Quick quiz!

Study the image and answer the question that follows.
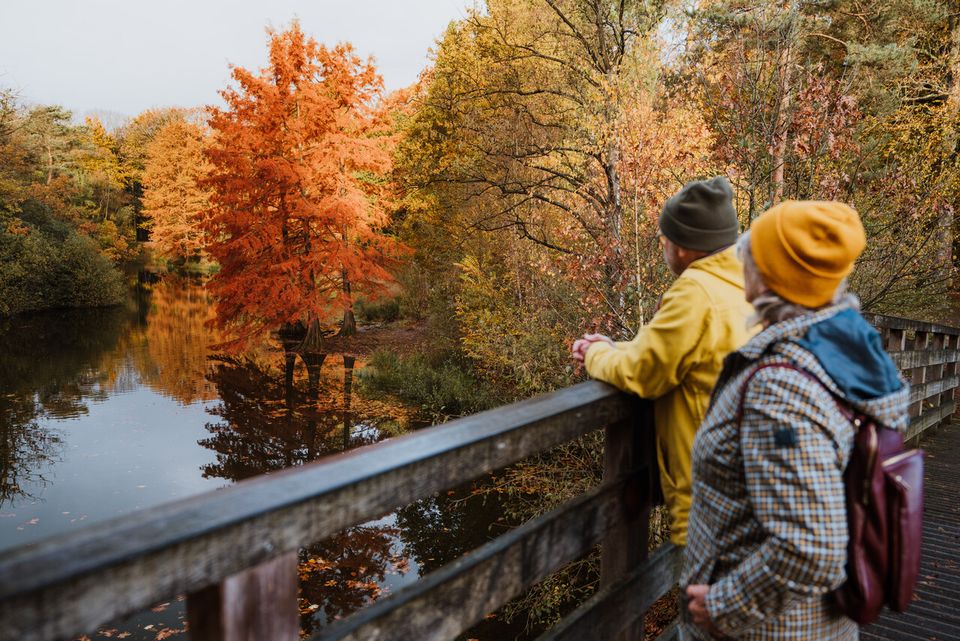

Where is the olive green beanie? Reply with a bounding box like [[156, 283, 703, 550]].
[[659, 176, 739, 252]]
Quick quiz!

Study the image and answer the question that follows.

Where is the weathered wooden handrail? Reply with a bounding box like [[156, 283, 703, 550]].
[[865, 312, 960, 441], [0, 381, 663, 641], [2, 311, 957, 641]]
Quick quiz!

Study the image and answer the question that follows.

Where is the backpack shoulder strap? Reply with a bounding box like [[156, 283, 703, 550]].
[[735, 361, 852, 425]]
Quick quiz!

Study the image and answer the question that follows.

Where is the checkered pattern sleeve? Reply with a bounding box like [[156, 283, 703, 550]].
[[705, 368, 849, 635]]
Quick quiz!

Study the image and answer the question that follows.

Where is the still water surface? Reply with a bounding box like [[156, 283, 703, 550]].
[[0, 275, 522, 640]]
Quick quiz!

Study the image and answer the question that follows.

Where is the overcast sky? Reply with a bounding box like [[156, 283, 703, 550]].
[[0, 0, 472, 121]]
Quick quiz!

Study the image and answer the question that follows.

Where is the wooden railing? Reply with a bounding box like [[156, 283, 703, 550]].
[[0, 383, 673, 641], [864, 313, 960, 443], [1, 312, 956, 641]]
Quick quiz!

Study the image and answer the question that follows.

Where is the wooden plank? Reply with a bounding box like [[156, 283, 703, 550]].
[[907, 401, 957, 440], [865, 313, 960, 336], [537, 543, 680, 641], [886, 328, 907, 353], [911, 365, 926, 386], [891, 349, 960, 370], [0, 381, 633, 641], [600, 399, 655, 641], [187, 551, 298, 641], [313, 478, 633, 641], [909, 376, 959, 405]]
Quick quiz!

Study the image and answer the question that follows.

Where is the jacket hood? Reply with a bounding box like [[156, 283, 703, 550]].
[[793, 308, 902, 402], [738, 303, 908, 431], [687, 245, 745, 290]]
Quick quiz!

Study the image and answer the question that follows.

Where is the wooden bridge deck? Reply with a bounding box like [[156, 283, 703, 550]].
[[862, 420, 960, 641]]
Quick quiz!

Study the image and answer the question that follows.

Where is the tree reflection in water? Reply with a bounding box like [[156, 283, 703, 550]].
[[200, 352, 413, 631], [0, 275, 525, 639], [137, 275, 219, 405], [395, 484, 513, 575], [0, 304, 132, 506], [298, 523, 406, 632]]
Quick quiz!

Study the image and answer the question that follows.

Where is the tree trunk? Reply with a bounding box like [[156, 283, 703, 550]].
[[302, 352, 327, 398], [298, 317, 327, 355], [602, 87, 625, 322], [340, 269, 357, 337], [283, 352, 297, 393], [771, 47, 793, 205], [45, 139, 53, 185], [770, 8, 799, 206], [278, 321, 306, 377], [949, 13, 960, 277]]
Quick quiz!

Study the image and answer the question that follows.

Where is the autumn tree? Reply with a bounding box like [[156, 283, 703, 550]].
[[115, 107, 191, 241], [0, 93, 126, 315], [204, 22, 400, 352], [396, 1, 711, 394], [683, 1, 835, 216], [400, 1, 671, 324], [394, 9, 713, 623], [840, 2, 960, 317], [20, 105, 74, 186], [142, 117, 213, 262], [682, 0, 960, 318], [73, 116, 136, 260]]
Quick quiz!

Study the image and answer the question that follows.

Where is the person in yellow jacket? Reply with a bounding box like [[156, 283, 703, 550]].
[[572, 176, 755, 546]]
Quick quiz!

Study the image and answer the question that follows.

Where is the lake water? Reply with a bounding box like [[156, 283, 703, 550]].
[[0, 275, 527, 640]]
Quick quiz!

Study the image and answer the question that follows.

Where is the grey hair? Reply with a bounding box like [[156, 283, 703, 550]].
[[737, 231, 859, 328]]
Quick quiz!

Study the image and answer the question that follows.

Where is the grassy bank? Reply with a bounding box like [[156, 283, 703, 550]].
[[357, 349, 496, 421]]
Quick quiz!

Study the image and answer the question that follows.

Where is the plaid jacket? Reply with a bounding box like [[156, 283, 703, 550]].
[[680, 305, 908, 640]]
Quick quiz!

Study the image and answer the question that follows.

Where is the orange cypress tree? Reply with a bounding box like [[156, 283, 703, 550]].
[[204, 22, 400, 350], [142, 118, 212, 262]]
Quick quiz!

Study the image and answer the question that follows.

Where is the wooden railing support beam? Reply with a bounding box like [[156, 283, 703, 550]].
[[537, 544, 681, 641], [316, 480, 629, 641], [187, 551, 299, 641], [601, 398, 655, 641]]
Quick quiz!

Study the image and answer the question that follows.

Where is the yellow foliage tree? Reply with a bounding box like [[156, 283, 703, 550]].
[[142, 119, 213, 262]]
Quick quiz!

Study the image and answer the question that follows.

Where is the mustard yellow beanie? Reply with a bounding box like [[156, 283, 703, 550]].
[[750, 200, 866, 308]]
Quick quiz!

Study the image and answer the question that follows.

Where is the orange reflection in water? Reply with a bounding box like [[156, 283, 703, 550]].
[[139, 275, 221, 405]]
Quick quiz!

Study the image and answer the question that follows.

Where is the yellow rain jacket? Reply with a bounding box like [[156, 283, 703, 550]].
[[585, 246, 756, 545]]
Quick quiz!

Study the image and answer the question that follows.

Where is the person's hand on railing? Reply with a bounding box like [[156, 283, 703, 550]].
[[571, 333, 615, 363]]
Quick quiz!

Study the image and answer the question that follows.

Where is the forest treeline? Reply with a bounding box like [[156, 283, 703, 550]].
[[2, 0, 958, 379]]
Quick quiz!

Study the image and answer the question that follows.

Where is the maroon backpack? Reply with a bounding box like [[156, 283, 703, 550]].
[[738, 363, 924, 625]]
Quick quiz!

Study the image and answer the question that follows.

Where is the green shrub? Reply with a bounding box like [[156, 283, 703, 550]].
[[0, 212, 125, 316], [57, 234, 127, 307], [355, 297, 401, 323], [358, 349, 495, 419]]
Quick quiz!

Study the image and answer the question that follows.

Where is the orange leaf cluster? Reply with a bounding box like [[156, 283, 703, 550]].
[[142, 119, 212, 261], [203, 22, 404, 348]]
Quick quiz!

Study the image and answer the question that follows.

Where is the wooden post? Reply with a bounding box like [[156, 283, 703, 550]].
[[187, 551, 299, 641], [887, 328, 906, 352], [931, 333, 946, 383], [601, 398, 654, 641]]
